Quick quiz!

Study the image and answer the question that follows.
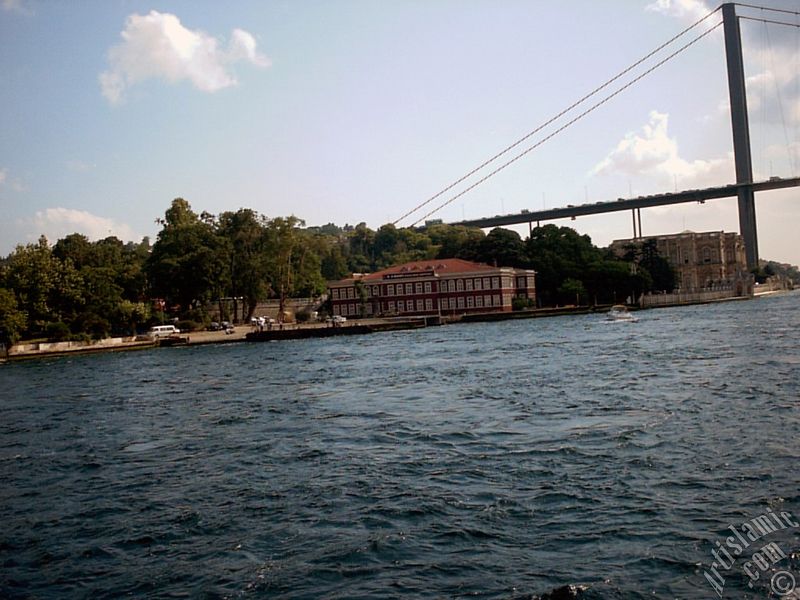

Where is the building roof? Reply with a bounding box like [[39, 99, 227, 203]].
[[610, 230, 738, 245], [329, 258, 515, 285]]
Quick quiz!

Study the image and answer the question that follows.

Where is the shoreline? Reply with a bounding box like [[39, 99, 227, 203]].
[[4, 291, 794, 363]]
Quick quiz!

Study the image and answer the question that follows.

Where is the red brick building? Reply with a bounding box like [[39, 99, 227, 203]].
[[328, 258, 536, 318]]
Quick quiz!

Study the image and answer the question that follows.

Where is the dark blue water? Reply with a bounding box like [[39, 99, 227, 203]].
[[2, 293, 799, 599]]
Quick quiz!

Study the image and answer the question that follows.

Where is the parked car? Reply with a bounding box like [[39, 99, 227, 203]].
[[221, 321, 235, 334], [207, 322, 221, 331], [147, 325, 180, 338]]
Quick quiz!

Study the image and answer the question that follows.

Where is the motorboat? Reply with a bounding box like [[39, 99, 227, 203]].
[[607, 304, 637, 322]]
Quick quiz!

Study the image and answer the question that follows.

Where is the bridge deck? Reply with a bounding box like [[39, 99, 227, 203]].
[[449, 177, 800, 229]]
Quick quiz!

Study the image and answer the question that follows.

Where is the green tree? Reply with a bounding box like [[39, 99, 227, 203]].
[[3, 236, 84, 335], [426, 224, 485, 259], [218, 208, 270, 320], [147, 199, 230, 313], [476, 228, 527, 267], [0, 287, 27, 345], [558, 278, 586, 305], [321, 245, 349, 280], [639, 239, 675, 292], [264, 216, 305, 320]]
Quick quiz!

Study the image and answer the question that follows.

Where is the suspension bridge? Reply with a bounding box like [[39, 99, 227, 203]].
[[393, 2, 800, 269]]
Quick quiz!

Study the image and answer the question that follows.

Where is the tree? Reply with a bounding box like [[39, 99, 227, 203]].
[[3, 236, 84, 335], [426, 224, 485, 260], [217, 209, 270, 320], [321, 245, 349, 280], [117, 300, 151, 335], [526, 225, 599, 306], [0, 288, 27, 345], [147, 199, 230, 313], [639, 239, 675, 292], [476, 228, 527, 267], [264, 216, 305, 321], [558, 278, 586, 306]]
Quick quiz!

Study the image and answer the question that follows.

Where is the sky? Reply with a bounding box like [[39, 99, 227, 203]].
[[1, 0, 799, 265]]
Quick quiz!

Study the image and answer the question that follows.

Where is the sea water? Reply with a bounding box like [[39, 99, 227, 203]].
[[2, 292, 799, 598]]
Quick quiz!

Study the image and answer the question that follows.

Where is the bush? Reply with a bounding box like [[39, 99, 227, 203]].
[[512, 297, 534, 311], [45, 321, 71, 342], [182, 308, 207, 324], [176, 319, 202, 332]]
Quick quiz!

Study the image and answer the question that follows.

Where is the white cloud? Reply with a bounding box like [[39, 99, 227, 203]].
[[645, 0, 712, 21], [1, 0, 33, 15], [591, 110, 733, 188], [99, 11, 270, 104], [0, 166, 28, 192], [25, 208, 141, 244]]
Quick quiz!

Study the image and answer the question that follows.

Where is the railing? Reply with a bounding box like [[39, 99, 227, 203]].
[[640, 287, 740, 307]]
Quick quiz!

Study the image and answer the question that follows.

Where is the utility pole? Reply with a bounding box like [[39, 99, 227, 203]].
[[722, 3, 758, 269]]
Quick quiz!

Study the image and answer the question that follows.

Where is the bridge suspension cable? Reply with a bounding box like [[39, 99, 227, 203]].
[[408, 20, 723, 228], [391, 5, 722, 227], [736, 5, 800, 176], [734, 4, 800, 18]]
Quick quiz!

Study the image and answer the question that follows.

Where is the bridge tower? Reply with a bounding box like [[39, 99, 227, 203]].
[[722, 3, 758, 269]]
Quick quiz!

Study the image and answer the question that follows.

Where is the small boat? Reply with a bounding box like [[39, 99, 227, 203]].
[[607, 304, 637, 322]]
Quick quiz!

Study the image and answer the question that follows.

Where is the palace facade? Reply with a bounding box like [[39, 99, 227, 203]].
[[328, 258, 536, 318], [609, 230, 751, 293]]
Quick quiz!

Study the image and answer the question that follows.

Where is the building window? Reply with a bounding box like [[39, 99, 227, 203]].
[[456, 279, 464, 291], [424, 281, 432, 293], [388, 284, 395, 296], [415, 282, 423, 294], [372, 286, 379, 297], [494, 294, 501, 306], [484, 295, 492, 307], [492, 277, 500, 289], [476, 295, 483, 307], [425, 298, 433, 311], [388, 301, 396, 312], [466, 279, 473, 291], [416, 299, 424, 312], [483, 277, 490, 289], [332, 289, 340, 300], [449, 297, 456, 309], [405, 283, 413, 295], [475, 278, 482, 290], [333, 304, 340, 315], [366, 303, 373, 315], [397, 300, 405, 312], [467, 296, 474, 308], [703, 247, 711, 264]]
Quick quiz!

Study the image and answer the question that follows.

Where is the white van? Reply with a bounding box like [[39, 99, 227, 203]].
[[147, 325, 180, 338]]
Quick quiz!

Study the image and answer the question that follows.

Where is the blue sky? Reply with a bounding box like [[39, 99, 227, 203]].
[[1, 0, 799, 264]]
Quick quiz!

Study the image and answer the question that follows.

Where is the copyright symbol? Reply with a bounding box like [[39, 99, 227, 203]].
[[771, 571, 796, 596]]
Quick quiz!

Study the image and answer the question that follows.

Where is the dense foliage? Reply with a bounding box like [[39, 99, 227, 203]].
[[1, 198, 684, 344]]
